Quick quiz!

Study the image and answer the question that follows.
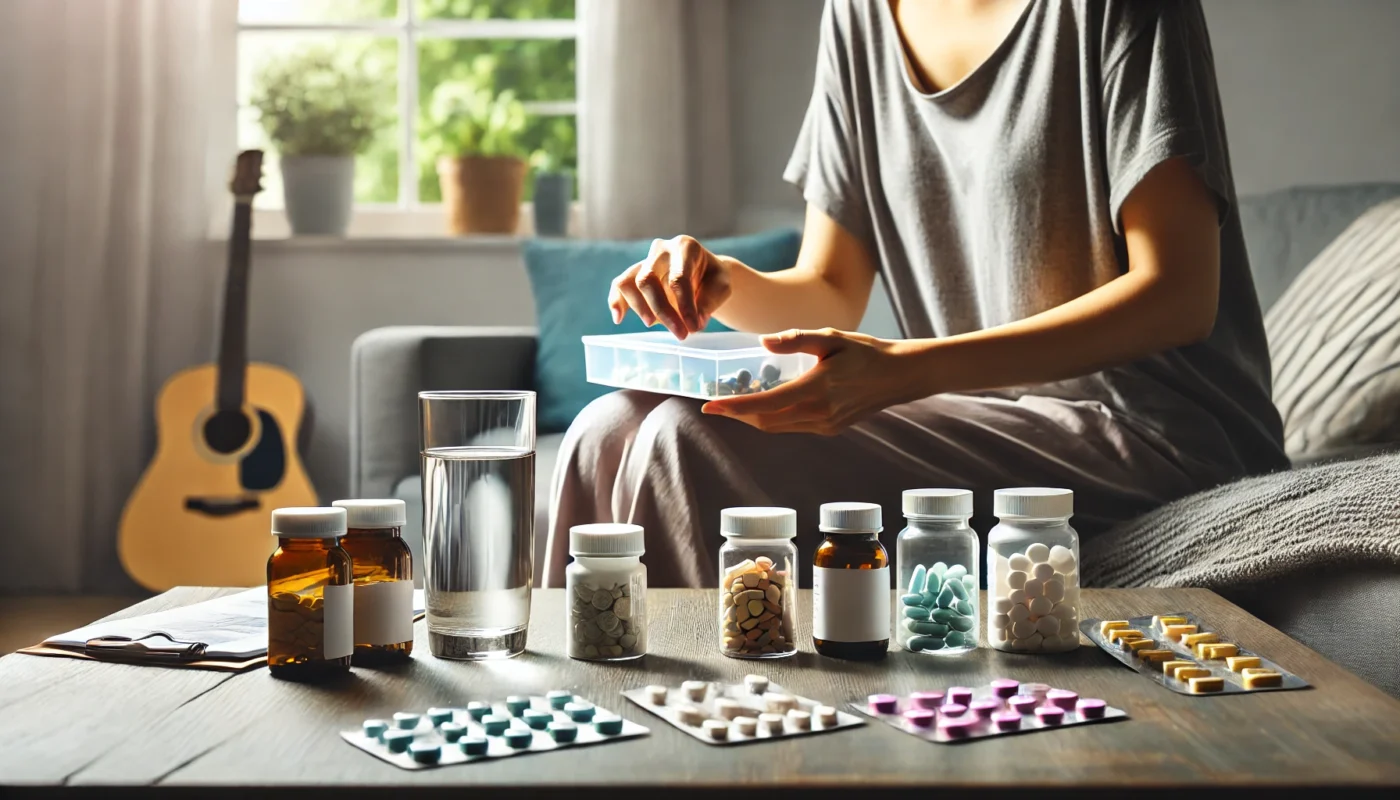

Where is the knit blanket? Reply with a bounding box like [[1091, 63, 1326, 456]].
[[1082, 451, 1400, 589]]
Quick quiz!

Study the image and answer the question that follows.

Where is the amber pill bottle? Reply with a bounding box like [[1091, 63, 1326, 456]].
[[333, 499, 414, 665], [812, 502, 891, 661], [267, 507, 353, 681]]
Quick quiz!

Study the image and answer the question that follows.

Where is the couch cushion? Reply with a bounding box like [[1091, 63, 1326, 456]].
[[1265, 198, 1400, 459], [523, 229, 802, 432]]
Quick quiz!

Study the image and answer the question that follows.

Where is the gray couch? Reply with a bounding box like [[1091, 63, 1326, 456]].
[[351, 183, 1400, 691]]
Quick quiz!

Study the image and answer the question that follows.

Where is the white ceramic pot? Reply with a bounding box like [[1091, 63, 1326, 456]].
[[280, 154, 355, 236]]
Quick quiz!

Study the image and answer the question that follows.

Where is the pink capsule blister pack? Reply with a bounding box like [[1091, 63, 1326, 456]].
[[851, 679, 1127, 744]]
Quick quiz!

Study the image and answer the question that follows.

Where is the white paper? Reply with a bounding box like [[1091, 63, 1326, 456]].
[[813, 566, 890, 642], [354, 580, 414, 645], [322, 583, 354, 659]]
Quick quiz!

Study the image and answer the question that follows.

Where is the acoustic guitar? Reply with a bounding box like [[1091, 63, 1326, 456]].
[[118, 150, 317, 591]]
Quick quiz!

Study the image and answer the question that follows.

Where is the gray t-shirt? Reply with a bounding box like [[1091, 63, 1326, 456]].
[[784, 0, 1287, 477]]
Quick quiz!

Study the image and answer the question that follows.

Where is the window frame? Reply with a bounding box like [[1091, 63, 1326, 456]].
[[235, 2, 578, 236]]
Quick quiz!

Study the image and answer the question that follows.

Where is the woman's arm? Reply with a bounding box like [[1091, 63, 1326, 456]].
[[704, 157, 1221, 432]]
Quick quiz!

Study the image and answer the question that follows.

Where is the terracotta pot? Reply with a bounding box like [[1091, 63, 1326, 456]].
[[437, 155, 527, 235]]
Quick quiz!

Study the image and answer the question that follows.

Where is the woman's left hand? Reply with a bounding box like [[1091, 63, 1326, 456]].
[[700, 328, 929, 435]]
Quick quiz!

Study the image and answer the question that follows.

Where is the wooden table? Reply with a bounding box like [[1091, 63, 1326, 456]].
[[3, 588, 1399, 798]]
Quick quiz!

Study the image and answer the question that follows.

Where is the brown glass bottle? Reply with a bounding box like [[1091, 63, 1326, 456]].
[[267, 507, 353, 681], [336, 498, 415, 665], [812, 502, 890, 661]]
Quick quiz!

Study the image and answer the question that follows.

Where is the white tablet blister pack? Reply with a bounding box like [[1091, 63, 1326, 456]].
[[621, 675, 864, 745]]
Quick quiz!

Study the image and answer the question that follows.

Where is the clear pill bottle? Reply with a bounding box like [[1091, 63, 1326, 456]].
[[987, 488, 1081, 654], [566, 523, 646, 661], [332, 499, 414, 665], [267, 507, 353, 680], [896, 488, 979, 655], [718, 507, 798, 659], [812, 502, 890, 661]]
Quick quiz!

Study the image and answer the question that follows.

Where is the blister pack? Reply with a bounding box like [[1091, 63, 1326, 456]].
[[621, 675, 864, 745], [852, 680, 1126, 743]]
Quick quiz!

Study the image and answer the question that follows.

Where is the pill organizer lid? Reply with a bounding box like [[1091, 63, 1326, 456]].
[[902, 488, 973, 518], [271, 507, 346, 538], [570, 523, 645, 557], [819, 501, 883, 533], [720, 507, 797, 539], [993, 487, 1073, 519], [332, 498, 407, 528]]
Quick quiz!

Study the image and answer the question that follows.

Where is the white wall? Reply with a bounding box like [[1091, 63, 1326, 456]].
[[246, 0, 1400, 502]]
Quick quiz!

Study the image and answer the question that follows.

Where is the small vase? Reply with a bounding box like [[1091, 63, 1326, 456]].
[[437, 155, 527, 235], [532, 171, 573, 238], [280, 154, 355, 236]]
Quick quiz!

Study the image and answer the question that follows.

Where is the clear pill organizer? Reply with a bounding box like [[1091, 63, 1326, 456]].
[[582, 332, 818, 400]]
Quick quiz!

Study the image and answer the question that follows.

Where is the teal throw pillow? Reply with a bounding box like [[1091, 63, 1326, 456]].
[[523, 228, 802, 432]]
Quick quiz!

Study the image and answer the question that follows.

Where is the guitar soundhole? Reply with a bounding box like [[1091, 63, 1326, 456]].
[[204, 409, 252, 455]]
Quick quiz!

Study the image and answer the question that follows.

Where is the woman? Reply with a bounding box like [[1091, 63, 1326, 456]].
[[545, 0, 1287, 588]]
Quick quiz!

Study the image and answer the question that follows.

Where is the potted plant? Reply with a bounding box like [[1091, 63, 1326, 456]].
[[530, 136, 573, 238], [251, 46, 387, 236], [425, 82, 529, 235]]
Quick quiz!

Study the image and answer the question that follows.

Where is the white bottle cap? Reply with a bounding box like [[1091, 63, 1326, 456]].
[[819, 502, 882, 534], [271, 507, 347, 539], [720, 507, 797, 540], [993, 488, 1074, 519], [570, 523, 645, 557], [332, 499, 407, 528], [902, 488, 973, 518]]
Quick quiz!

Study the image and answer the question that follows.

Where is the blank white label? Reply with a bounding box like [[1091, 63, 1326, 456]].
[[813, 566, 890, 642], [323, 583, 353, 659], [354, 580, 414, 646]]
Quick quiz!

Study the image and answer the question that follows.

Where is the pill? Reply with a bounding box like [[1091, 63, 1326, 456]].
[[1075, 698, 1107, 719], [1022, 543, 1049, 564], [1189, 676, 1225, 693], [815, 705, 839, 726], [1023, 579, 1044, 598], [432, 722, 467, 746], [698, 719, 729, 740], [1175, 667, 1212, 682], [1242, 668, 1284, 689], [904, 606, 931, 621], [901, 593, 925, 607], [1046, 689, 1079, 710], [481, 714, 511, 735], [594, 714, 624, 735], [422, 707, 454, 727], [765, 693, 797, 714], [1029, 596, 1053, 617], [990, 679, 1020, 698], [787, 710, 812, 730], [392, 712, 420, 730], [1107, 628, 1143, 643], [992, 711, 1022, 731], [682, 680, 709, 701], [703, 699, 737, 721], [541, 720, 576, 743], [969, 699, 999, 719], [645, 685, 668, 704], [1008, 589, 1028, 606], [945, 631, 968, 647], [1010, 620, 1035, 638], [1020, 683, 1051, 700], [941, 703, 968, 717], [1200, 643, 1239, 660], [1137, 649, 1175, 663], [1009, 605, 1031, 623], [994, 597, 1013, 614], [1031, 562, 1055, 581], [869, 694, 899, 714], [1035, 706, 1066, 725], [503, 728, 533, 748], [546, 690, 574, 709], [1051, 603, 1077, 620], [1153, 615, 1188, 629], [909, 635, 945, 651], [523, 710, 553, 730], [564, 701, 595, 722], [407, 741, 441, 764], [1099, 621, 1130, 637], [1009, 553, 1032, 572], [909, 690, 945, 709], [672, 704, 704, 726], [1125, 638, 1156, 653], [962, 575, 976, 593], [991, 614, 1010, 632], [945, 579, 967, 602], [362, 719, 389, 740], [1162, 624, 1197, 639], [936, 585, 956, 608], [1227, 656, 1263, 672], [908, 564, 927, 593], [903, 708, 936, 728], [461, 736, 489, 755], [945, 564, 967, 581], [947, 687, 974, 706], [1042, 580, 1065, 603], [744, 674, 770, 694], [938, 715, 977, 738], [760, 712, 786, 733], [505, 696, 531, 716], [1007, 696, 1038, 715], [734, 716, 759, 736], [1181, 632, 1219, 647], [949, 615, 975, 633], [384, 729, 414, 753], [909, 621, 952, 636], [1048, 545, 1076, 571], [467, 701, 491, 721], [1034, 615, 1061, 636], [1162, 660, 1195, 678]]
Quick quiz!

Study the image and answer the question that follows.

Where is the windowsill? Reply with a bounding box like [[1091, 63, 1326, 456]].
[[208, 204, 581, 250]]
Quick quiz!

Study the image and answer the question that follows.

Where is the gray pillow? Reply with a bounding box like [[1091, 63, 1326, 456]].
[[1266, 198, 1400, 459]]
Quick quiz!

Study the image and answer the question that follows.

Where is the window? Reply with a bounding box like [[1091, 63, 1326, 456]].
[[237, 0, 576, 217]]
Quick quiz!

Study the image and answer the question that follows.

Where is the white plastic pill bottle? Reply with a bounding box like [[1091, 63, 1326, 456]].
[[896, 488, 979, 655], [566, 523, 647, 661], [718, 507, 798, 659], [986, 488, 1081, 654]]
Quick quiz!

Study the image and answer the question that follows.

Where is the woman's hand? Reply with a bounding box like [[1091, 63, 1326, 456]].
[[700, 328, 933, 435], [609, 235, 733, 339]]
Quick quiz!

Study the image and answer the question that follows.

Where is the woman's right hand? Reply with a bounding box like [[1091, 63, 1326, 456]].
[[608, 235, 733, 339]]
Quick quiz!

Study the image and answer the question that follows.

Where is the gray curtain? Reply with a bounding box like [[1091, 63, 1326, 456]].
[[0, 0, 229, 593], [577, 0, 734, 239]]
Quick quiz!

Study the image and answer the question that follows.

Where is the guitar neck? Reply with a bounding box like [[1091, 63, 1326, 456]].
[[215, 198, 253, 413]]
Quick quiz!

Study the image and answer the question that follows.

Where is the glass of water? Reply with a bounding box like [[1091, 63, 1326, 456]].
[[419, 391, 536, 659]]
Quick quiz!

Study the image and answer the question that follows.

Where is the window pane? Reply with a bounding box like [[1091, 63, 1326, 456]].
[[239, 0, 397, 23], [416, 37, 576, 202], [238, 33, 399, 207], [416, 0, 574, 20]]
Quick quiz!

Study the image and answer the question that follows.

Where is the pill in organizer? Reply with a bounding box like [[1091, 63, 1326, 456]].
[[622, 676, 863, 746]]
